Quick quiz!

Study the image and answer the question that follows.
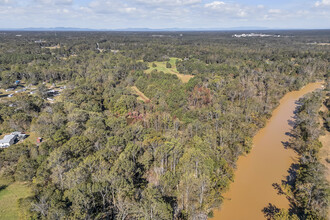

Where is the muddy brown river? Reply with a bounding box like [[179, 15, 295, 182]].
[[212, 82, 324, 220]]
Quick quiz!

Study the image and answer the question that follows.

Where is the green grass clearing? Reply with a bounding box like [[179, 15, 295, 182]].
[[145, 58, 194, 83], [0, 177, 32, 220]]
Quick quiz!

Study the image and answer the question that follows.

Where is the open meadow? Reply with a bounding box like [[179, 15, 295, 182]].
[[145, 57, 194, 83], [0, 178, 32, 220]]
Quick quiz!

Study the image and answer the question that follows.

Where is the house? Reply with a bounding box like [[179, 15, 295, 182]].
[[15, 88, 26, 93], [0, 134, 17, 148], [11, 132, 27, 141], [35, 40, 46, 43], [5, 88, 14, 92]]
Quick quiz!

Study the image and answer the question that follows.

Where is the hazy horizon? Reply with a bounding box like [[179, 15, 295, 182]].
[[1, 27, 330, 31]]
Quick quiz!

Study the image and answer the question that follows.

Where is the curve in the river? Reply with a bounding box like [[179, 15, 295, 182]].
[[212, 82, 324, 220]]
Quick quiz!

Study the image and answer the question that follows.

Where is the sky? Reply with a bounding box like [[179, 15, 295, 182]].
[[0, 0, 329, 29]]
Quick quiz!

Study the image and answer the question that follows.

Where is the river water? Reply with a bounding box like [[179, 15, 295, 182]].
[[212, 82, 324, 220]]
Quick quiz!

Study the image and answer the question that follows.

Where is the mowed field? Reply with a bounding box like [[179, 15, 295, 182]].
[[145, 58, 194, 83], [0, 178, 32, 220]]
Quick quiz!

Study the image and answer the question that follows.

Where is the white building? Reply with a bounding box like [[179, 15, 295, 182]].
[[11, 132, 27, 140], [15, 88, 26, 93], [5, 88, 14, 92], [0, 132, 27, 148], [0, 134, 17, 148]]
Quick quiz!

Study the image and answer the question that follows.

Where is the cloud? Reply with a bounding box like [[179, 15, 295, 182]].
[[204, 1, 249, 18], [268, 9, 282, 14], [0, 0, 14, 4], [205, 1, 225, 9], [133, 0, 201, 6], [315, 0, 330, 7], [121, 7, 136, 13], [34, 0, 73, 5], [89, 0, 139, 14], [0, 0, 329, 29]]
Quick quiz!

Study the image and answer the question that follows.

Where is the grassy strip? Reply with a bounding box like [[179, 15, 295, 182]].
[[0, 178, 32, 220], [131, 86, 150, 102]]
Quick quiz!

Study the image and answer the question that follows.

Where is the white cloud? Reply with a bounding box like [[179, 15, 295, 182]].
[[204, 1, 249, 18], [268, 9, 281, 14], [0, 0, 329, 29], [0, 0, 14, 4], [34, 0, 73, 5], [315, 0, 330, 7], [88, 0, 137, 14], [120, 7, 136, 13], [205, 1, 225, 9], [133, 0, 201, 6]]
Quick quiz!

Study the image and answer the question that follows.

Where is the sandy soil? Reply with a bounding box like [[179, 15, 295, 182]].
[[131, 86, 150, 102]]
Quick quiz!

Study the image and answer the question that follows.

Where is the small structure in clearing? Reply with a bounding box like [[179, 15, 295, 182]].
[[37, 137, 43, 144]]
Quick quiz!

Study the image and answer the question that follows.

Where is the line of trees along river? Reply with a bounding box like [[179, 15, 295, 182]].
[[275, 86, 329, 220], [212, 82, 329, 220]]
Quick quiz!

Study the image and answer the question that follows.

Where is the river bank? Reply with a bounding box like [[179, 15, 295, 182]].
[[212, 82, 324, 220], [319, 102, 330, 183]]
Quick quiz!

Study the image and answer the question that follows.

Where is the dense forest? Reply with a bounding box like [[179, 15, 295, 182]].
[[0, 30, 329, 219]]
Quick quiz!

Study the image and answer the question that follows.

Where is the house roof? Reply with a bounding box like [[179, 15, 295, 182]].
[[0, 134, 17, 144], [11, 132, 25, 136]]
